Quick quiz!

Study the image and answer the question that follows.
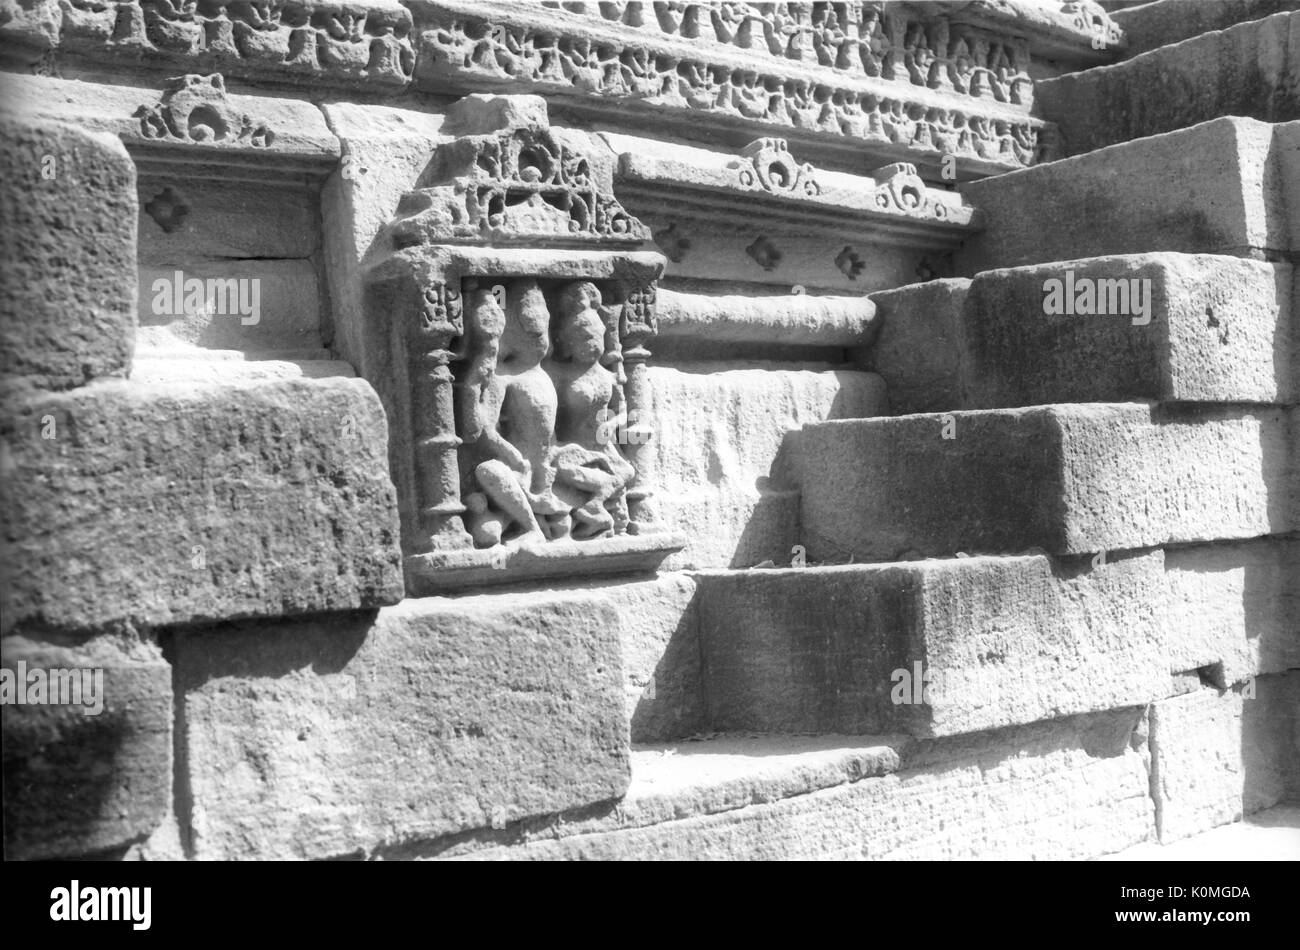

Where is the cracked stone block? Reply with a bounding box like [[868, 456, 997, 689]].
[[1165, 538, 1300, 686], [2, 634, 171, 860], [175, 590, 630, 859]]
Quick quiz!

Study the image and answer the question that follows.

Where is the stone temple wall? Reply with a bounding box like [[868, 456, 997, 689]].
[[0, 0, 1297, 860]]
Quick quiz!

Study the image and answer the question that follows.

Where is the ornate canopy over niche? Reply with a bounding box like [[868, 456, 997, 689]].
[[364, 94, 683, 593]]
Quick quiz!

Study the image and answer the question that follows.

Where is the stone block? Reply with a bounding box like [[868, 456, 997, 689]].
[[863, 278, 971, 415], [963, 254, 1295, 406], [957, 117, 1284, 273], [2, 634, 171, 860], [1112, 0, 1300, 58], [0, 377, 403, 635], [0, 113, 135, 396], [1164, 538, 1300, 685], [598, 574, 704, 744], [790, 403, 1293, 562], [649, 364, 886, 569], [694, 551, 1169, 738], [1148, 680, 1299, 842], [175, 590, 630, 859], [1039, 13, 1300, 155]]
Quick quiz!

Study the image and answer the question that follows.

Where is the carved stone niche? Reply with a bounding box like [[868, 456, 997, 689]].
[[364, 94, 683, 593]]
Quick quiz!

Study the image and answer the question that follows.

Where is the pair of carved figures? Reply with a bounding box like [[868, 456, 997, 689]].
[[455, 279, 635, 549]]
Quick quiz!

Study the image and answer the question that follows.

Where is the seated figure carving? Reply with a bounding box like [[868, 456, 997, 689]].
[[455, 287, 547, 548], [545, 281, 635, 540]]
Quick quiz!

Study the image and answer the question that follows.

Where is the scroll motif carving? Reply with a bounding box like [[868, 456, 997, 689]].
[[872, 162, 950, 220], [732, 138, 819, 198], [134, 74, 274, 147]]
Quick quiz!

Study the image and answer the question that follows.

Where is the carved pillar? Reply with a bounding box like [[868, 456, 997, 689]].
[[411, 280, 472, 550], [619, 281, 659, 532]]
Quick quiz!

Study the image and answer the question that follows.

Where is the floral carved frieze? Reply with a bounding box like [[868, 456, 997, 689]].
[[540, 1, 1038, 105], [58, 0, 415, 87], [413, 0, 1050, 172]]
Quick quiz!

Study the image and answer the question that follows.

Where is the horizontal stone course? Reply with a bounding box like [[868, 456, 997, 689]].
[[0, 377, 403, 635], [1112, 0, 1300, 58], [962, 254, 1296, 407]]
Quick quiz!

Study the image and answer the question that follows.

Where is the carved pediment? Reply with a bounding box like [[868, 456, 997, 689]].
[[388, 99, 648, 248]]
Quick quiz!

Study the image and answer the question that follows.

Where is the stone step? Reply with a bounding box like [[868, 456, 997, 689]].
[[443, 710, 1155, 860], [865, 253, 1296, 414], [956, 117, 1291, 274], [786, 403, 1296, 561], [1039, 12, 1300, 156], [1112, 0, 1300, 58], [692, 551, 1171, 739]]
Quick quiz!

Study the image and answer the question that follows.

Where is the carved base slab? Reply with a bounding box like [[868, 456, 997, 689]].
[[405, 531, 686, 593]]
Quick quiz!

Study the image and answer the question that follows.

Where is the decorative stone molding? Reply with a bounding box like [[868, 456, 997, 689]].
[[611, 134, 979, 249], [365, 94, 682, 592], [4, 2, 1125, 176], [539, 0, 1041, 103], [134, 73, 274, 147], [411, 0, 1052, 176], [56, 0, 415, 88]]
